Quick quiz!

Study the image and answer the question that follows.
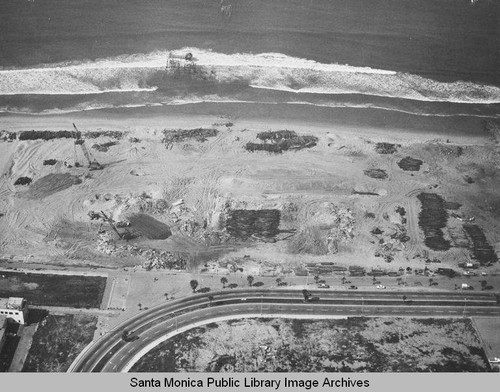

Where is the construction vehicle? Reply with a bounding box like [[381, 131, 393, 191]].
[[72, 123, 103, 171], [100, 210, 125, 239]]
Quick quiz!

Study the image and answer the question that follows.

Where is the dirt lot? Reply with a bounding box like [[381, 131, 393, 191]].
[[0, 115, 498, 280], [131, 317, 490, 372], [0, 270, 106, 308], [22, 313, 97, 372]]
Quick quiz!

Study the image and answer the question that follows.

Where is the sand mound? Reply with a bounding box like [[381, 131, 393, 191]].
[[26, 173, 82, 199]]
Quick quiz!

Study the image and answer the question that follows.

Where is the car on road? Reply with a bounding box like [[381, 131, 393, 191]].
[[348, 285, 358, 290], [463, 271, 477, 276], [376, 284, 386, 289], [317, 283, 330, 288]]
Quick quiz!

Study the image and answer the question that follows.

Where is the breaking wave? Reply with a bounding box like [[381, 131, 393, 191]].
[[1, 48, 500, 106]]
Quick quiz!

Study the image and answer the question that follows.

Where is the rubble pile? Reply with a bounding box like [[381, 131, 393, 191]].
[[226, 209, 281, 239], [91, 141, 118, 152], [245, 132, 319, 153], [19, 130, 78, 141], [96, 232, 186, 270], [371, 206, 410, 262], [289, 203, 355, 255], [398, 156, 423, 171], [0, 130, 16, 141], [375, 142, 399, 154], [162, 128, 218, 146]]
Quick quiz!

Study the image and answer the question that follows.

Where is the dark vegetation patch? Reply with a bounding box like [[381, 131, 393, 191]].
[[129, 213, 172, 240], [22, 314, 97, 372], [131, 317, 488, 372], [398, 156, 423, 171], [0, 271, 106, 308], [364, 169, 388, 179], [91, 141, 118, 152], [162, 128, 218, 145], [14, 176, 32, 185], [226, 209, 280, 239], [42, 159, 57, 166], [245, 130, 318, 153], [26, 173, 82, 199], [375, 142, 399, 154], [84, 130, 123, 139], [19, 130, 78, 141], [131, 327, 205, 372], [463, 225, 498, 265], [417, 193, 450, 251]]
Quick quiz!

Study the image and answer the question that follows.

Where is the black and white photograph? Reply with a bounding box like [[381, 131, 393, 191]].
[[0, 0, 499, 385]]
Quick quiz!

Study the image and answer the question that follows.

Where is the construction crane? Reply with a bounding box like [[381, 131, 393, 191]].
[[72, 123, 103, 171]]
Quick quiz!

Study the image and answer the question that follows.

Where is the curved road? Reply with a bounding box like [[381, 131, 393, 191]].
[[69, 289, 500, 372]]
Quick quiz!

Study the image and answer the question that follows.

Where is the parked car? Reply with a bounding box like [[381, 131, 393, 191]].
[[348, 285, 358, 290], [317, 283, 330, 288], [376, 284, 386, 289]]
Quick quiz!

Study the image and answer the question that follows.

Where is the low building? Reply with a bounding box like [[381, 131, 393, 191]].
[[0, 316, 7, 353], [0, 297, 28, 324]]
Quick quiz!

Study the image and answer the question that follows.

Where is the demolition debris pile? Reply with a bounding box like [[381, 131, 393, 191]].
[[416, 193, 450, 251], [375, 142, 399, 154], [92, 141, 118, 152], [288, 203, 355, 255], [84, 130, 123, 139], [226, 209, 281, 239], [398, 156, 423, 171], [162, 128, 218, 146], [463, 225, 498, 265], [245, 130, 318, 153], [19, 130, 78, 141], [14, 176, 32, 185], [364, 169, 388, 179]]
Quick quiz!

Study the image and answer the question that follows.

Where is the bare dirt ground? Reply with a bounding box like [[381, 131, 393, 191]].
[[131, 317, 490, 372], [1, 114, 498, 276]]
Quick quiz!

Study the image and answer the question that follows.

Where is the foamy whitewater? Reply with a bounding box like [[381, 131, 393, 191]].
[[1, 48, 500, 115]]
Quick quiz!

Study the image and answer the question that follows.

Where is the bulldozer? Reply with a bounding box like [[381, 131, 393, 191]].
[[72, 123, 103, 171]]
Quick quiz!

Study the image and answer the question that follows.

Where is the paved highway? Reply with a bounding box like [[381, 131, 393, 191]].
[[68, 289, 500, 372]]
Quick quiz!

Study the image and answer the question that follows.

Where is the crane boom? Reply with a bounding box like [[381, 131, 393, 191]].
[[72, 123, 103, 170]]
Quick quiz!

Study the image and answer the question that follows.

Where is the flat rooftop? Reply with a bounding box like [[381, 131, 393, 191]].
[[0, 297, 26, 310]]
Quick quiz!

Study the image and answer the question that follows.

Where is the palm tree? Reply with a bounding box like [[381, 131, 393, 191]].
[[190, 279, 199, 293], [138, 303, 142, 310], [247, 275, 254, 287], [208, 295, 214, 306], [221, 277, 228, 288], [276, 278, 282, 285], [302, 289, 310, 301], [314, 275, 320, 283]]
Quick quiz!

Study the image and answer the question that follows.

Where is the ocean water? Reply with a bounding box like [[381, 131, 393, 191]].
[[0, 0, 498, 117]]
